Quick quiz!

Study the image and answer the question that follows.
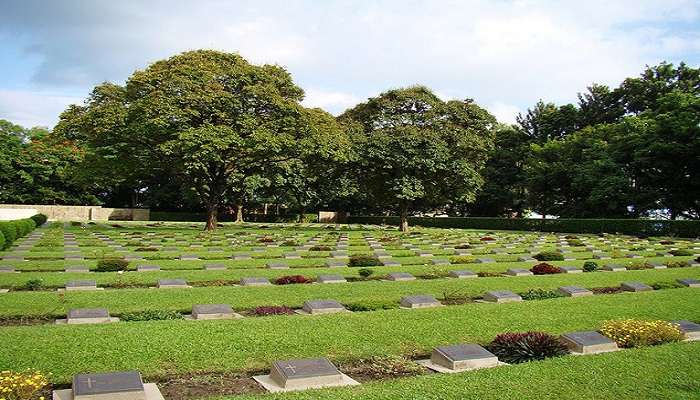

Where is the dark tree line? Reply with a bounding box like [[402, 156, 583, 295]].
[[0, 53, 697, 229]]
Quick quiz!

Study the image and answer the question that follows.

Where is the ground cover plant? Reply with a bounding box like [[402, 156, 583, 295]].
[[600, 319, 685, 348]]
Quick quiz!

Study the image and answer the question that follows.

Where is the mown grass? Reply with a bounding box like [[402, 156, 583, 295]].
[[0, 289, 697, 384], [0, 267, 698, 317], [225, 341, 700, 399]]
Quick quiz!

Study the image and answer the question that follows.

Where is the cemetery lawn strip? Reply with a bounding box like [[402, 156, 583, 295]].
[[0, 288, 698, 383], [224, 341, 700, 400], [0, 268, 699, 317]]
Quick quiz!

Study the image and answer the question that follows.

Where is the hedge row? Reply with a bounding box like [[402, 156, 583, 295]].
[[0, 214, 45, 249], [150, 211, 318, 223], [347, 216, 700, 237]]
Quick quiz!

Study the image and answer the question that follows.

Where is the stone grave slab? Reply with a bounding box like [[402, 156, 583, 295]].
[[124, 255, 144, 261], [505, 268, 533, 277], [191, 304, 239, 320], [558, 266, 582, 274], [381, 259, 401, 267], [601, 264, 626, 272], [430, 258, 450, 265], [419, 344, 500, 373], [300, 299, 346, 315], [593, 254, 611, 260], [482, 291, 522, 303], [204, 263, 227, 271], [475, 258, 495, 264], [400, 295, 442, 309], [317, 275, 346, 284], [52, 370, 165, 400], [137, 265, 160, 272], [63, 308, 117, 325], [65, 280, 100, 291], [64, 254, 85, 261], [232, 253, 252, 260], [65, 266, 91, 273], [157, 279, 190, 289], [672, 320, 700, 341], [621, 281, 653, 292], [558, 286, 593, 297], [240, 277, 272, 286], [387, 272, 415, 281], [560, 331, 618, 354], [267, 262, 289, 270], [677, 278, 700, 287], [324, 260, 347, 268], [0, 266, 16, 273], [179, 254, 200, 260], [449, 270, 476, 279], [454, 249, 471, 255], [517, 256, 536, 262], [416, 251, 432, 257], [284, 252, 302, 259], [373, 251, 391, 259], [254, 357, 359, 392]]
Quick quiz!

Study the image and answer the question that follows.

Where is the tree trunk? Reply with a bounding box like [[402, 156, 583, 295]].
[[263, 203, 268, 215], [205, 203, 218, 231], [298, 206, 306, 223], [234, 203, 244, 223], [399, 202, 409, 232]]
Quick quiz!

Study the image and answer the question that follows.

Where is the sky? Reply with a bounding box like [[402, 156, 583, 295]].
[[0, 0, 699, 129]]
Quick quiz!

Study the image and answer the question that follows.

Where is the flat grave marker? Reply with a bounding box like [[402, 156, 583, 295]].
[[254, 357, 359, 392], [65, 280, 101, 291], [560, 331, 618, 354], [381, 259, 401, 267], [387, 272, 415, 281], [601, 264, 626, 272], [449, 270, 476, 279], [430, 258, 450, 265], [558, 286, 593, 297], [204, 263, 227, 270], [482, 290, 522, 303], [505, 268, 533, 277], [677, 278, 700, 287], [157, 279, 190, 289], [559, 266, 582, 274], [191, 304, 240, 320], [672, 320, 700, 341], [419, 344, 501, 373], [300, 299, 346, 315], [317, 274, 347, 284], [137, 265, 160, 272], [240, 277, 272, 286], [52, 370, 165, 400], [324, 260, 347, 268], [620, 281, 653, 292], [400, 295, 442, 309], [63, 308, 118, 325], [267, 262, 290, 270]]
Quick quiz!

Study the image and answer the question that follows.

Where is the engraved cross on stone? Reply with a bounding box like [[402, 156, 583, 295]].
[[284, 364, 297, 374], [82, 377, 96, 389]]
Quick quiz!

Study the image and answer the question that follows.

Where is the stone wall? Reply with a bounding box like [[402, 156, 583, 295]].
[[318, 211, 348, 223], [0, 204, 150, 221]]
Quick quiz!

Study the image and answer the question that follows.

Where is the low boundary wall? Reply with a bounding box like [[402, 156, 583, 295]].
[[0, 204, 149, 221]]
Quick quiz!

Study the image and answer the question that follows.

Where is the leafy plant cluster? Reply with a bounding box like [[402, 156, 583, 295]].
[[600, 319, 684, 348], [487, 332, 569, 364], [530, 263, 561, 275]]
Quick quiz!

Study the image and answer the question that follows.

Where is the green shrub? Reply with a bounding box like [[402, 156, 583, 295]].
[[600, 319, 684, 348], [519, 289, 564, 300], [345, 300, 396, 312], [22, 279, 44, 291], [358, 268, 374, 278], [450, 256, 474, 264], [669, 249, 693, 256], [583, 261, 598, 272], [566, 239, 585, 246], [533, 251, 565, 261], [349, 255, 381, 267], [477, 271, 504, 278], [310, 245, 331, 251], [487, 332, 569, 364], [665, 260, 690, 268], [0, 231, 4, 250], [70, 221, 82, 227], [96, 258, 129, 272], [626, 262, 653, 270], [341, 355, 424, 379], [281, 240, 298, 246], [120, 310, 184, 321], [0, 222, 17, 248]]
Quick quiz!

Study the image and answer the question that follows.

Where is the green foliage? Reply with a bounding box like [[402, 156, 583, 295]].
[[519, 289, 565, 300], [669, 249, 693, 257], [530, 263, 562, 275], [22, 279, 44, 291], [120, 310, 184, 322], [95, 258, 129, 272], [487, 332, 569, 364], [600, 319, 684, 348], [0, 222, 16, 248], [30, 214, 48, 226], [583, 261, 599, 272], [533, 251, 565, 261], [650, 281, 684, 290], [345, 300, 397, 312], [358, 268, 374, 278], [348, 255, 381, 267]]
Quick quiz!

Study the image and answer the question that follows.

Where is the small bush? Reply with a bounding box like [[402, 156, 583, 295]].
[[340, 355, 423, 379], [665, 260, 690, 268], [669, 249, 693, 256], [519, 288, 564, 300], [96, 258, 129, 272], [567, 239, 585, 246], [480, 236, 495, 241], [600, 319, 684, 348], [0, 369, 50, 400], [0, 222, 17, 248], [31, 213, 48, 226], [70, 221, 82, 226], [281, 240, 298, 246], [310, 245, 331, 251], [626, 262, 653, 270], [651, 281, 684, 290], [583, 261, 598, 272], [120, 310, 184, 321], [564, 235, 578, 239], [530, 263, 561, 275], [274, 275, 312, 285], [450, 256, 474, 264], [349, 255, 381, 267], [378, 237, 396, 243], [533, 251, 565, 261], [23, 279, 44, 291], [252, 305, 295, 316], [659, 240, 674, 245], [487, 332, 569, 364], [0, 231, 4, 250], [345, 300, 396, 312], [454, 244, 471, 249], [358, 268, 374, 278], [477, 271, 504, 278], [135, 247, 159, 252], [258, 236, 275, 243]]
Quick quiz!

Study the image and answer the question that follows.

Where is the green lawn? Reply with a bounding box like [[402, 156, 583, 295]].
[[0, 267, 698, 317], [1, 288, 697, 383], [225, 341, 700, 399]]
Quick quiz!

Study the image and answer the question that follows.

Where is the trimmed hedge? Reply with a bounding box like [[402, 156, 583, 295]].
[[347, 216, 700, 237], [0, 216, 38, 249]]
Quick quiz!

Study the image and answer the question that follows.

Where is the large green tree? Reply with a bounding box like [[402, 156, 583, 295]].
[[340, 86, 495, 231]]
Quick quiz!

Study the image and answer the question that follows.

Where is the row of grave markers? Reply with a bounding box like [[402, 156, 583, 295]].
[[52, 319, 700, 398]]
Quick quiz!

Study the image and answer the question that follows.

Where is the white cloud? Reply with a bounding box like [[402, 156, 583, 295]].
[[487, 102, 522, 125], [0, 89, 83, 128], [0, 0, 698, 128]]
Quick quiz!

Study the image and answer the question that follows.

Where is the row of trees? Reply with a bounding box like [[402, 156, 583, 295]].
[[0, 51, 697, 230]]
